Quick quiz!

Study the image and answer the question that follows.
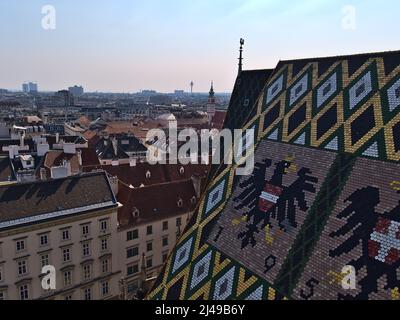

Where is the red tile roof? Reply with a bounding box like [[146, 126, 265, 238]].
[[211, 111, 227, 130], [44, 151, 80, 173], [117, 179, 197, 227], [80, 148, 101, 172], [102, 163, 167, 187], [77, 116, 91, 128], [102, 162, 210, 188]]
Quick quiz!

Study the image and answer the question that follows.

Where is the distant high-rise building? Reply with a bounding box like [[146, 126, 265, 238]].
[[68, 85, 84, 97], [28, 82, 38, 93], [22, 82, 38, 93], [22, 83, 29, 93], [174, 90, 185, 96], [56, 90, 74, 107]]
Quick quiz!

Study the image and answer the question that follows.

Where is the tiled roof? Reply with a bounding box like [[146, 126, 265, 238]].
[[0, 172, 117, 229], [0, 157, 15, 182], [117, 179, 196, 228], [80, 148, 101, 171], [211, 111, 227, 130], [102, 163, 167, 187], [102, 162, 210, 188], [148, 50, 400, 301], [44, 150, 80, 173]]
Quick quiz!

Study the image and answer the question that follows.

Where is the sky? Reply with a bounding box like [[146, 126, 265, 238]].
[[0, 0, 399, 93]]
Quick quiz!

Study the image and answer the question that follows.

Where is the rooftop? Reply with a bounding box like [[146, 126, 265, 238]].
[[117, 179, 196, 228], [0, 172, 117, 230]]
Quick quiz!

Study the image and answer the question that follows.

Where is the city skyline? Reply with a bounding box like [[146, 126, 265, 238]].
[[1, 0, 400, 92]]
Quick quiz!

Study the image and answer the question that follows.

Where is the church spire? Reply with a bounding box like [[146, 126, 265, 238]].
[[238, 38, 244, 75], [209, 81, 215, 97], [208, 81, 215, 104]]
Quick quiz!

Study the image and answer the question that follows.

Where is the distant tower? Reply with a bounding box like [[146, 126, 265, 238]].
[[238, 38, 244, 75], [190, 81, 194, 95], [207, 81, 216, 124], [208, 81, 215, 104]]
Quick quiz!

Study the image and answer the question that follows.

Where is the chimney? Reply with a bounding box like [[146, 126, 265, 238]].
[[20, 132, 25, 148], [77, 149, 82, 166], [112, 137, 118, 156], [63, 143, 76, 155], [40, 168, 47, 181], [129, 158, 136, 167], [8, 145, 18, 159]]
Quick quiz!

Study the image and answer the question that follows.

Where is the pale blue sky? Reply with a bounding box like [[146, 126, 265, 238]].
[[0, 0, 399, 93]]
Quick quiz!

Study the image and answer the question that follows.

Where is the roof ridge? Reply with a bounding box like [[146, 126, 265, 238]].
[[278, 49, 400, 64]]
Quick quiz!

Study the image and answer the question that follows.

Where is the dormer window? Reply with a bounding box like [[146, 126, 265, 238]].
[[146, 171, 151, 179], [191, 196, 197, 205], [179, 167, 185, 175], [132, 208, 140, 218], [177, 198, 184, 208]]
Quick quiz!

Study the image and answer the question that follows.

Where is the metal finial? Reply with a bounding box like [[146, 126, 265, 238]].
[[238, 38, 244, 75]]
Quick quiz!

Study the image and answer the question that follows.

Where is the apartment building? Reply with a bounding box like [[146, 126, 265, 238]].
[[0, 172, 121, 300], [116, 179, 197, 297]]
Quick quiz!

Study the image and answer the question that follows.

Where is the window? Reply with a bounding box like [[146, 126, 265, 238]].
[[0, 290, 5, 300], [162, 236, 169, 247], [17, 260, 28, 276], [127, 229, 138, 241], [40, 254, 49, 268], [39, 234, 49, 247], [82, 242, 91, 257], [82, 224, 90, 237], [19, 284, 29, 300], [146, 257, 153, 269], [0, 243, 3, 259], [83, 287, 92, 300], [176, 217, 182, 227], [101, 281, 109, 296], [101, 238, 108, 251], [146, 241, 153, 252], [16, 239, 26, 252], [127, 247, 139, 258], [63, 248, 71, 263], [162, 252, 168, 263], [0, 265, 3, 282], [83, 265, 92, 281], [162, 221, 168, 231], [177, 198, 184, 208], [100, 219, 108, 232], [64, 270, 73, 287], [101, 259, 109, 274], [61, 229, 71, 241], [127, 263, 139, 276], [146, 225, 153, 235], [64, 294, 73, 301]]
